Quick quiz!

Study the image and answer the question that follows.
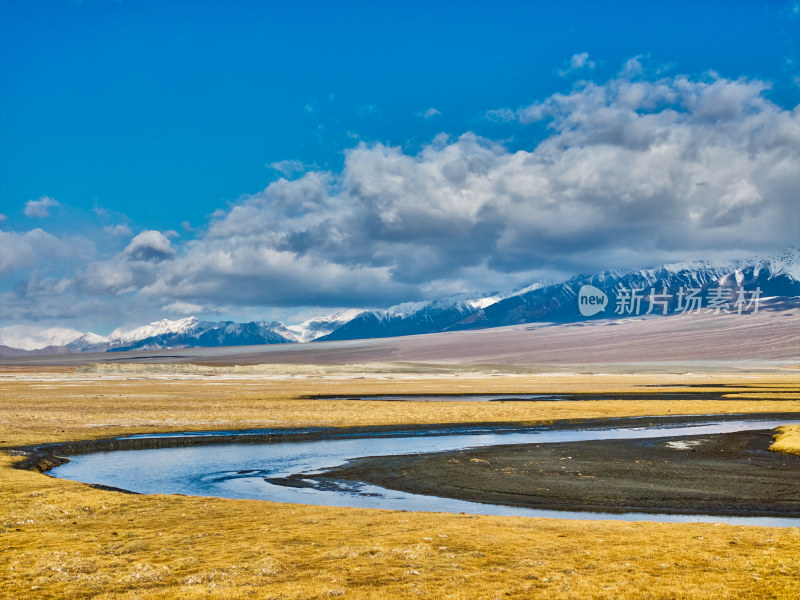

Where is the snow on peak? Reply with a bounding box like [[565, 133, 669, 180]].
[[660, 258, 720, 274], [383, 300, 430, 319], [764, 246, 800, 281], [468, 294, 502, 310], [314, 309, 366, 323], [109, 316, 200, 343], [69, 332, 106, 346], [585, 247, 800, 287], [656, 247, 800, 282], [285, 309, 366, 342], [509, 281, 547, 297], [372, 290, 506, 320], [7, 247, 796, 353]]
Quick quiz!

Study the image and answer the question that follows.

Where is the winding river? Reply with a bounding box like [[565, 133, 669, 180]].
[[51, 417, 800, 527]]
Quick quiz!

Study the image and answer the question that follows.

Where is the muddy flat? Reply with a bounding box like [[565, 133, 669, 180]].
[[313, 430, 800, 517]]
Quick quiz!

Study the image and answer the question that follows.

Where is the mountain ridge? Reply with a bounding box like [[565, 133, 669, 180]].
[[2, 247, 797, 355]]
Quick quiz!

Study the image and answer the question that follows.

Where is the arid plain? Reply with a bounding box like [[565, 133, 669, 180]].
[[2, 311, 799, 599]]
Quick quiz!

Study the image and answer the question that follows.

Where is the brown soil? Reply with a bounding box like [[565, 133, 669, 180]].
[[311, 429, 800, 517]]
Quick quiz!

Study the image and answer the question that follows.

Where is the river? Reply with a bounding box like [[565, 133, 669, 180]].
[[51, 418, 800, 526]]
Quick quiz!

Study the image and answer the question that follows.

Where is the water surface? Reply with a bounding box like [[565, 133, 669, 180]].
[[52, 419, 800, 527]]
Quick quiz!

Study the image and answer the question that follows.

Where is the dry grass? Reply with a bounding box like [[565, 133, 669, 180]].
[[2, 368, 800, 448], [1, 366, 799, 599], [3, 453, 799, 600], [771, 425, 800, 456]]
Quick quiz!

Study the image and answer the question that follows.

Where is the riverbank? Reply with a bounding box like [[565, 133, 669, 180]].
[[2, 368, 800, 449], [772, 424, 800, 455], [14, 412, 800, 476], [311, 429, 800, 518], [2, 368, 800, 599]]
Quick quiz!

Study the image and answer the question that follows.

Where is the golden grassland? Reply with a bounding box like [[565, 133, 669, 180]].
[[1, 366, 800, 599], [3, 367, 800, 448], [770, 425, 800, 456]]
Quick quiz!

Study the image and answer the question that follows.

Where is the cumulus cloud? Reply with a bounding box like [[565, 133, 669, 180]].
[[73, 230, 176, 298], [0, 275, 73, 321], [112, 73, 799, 309], [124, 230, 176, 261], [140, 239, 417, 307], [79, 254, 144, 296], [5, 70, 799, 324], [0, 229, 80, 276], [24, 196, 59, 218], [0, 214, 7, 223], [176, 73, 795, 298]]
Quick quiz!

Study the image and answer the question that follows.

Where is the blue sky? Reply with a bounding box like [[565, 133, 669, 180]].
[[1, 0, 799, 339]]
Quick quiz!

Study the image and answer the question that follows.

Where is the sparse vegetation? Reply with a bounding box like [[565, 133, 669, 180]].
[[1, 366, 799, 599]]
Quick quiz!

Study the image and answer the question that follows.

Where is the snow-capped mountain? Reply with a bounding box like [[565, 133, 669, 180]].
[[449, 247, 800, 331], [107, 320, 295, 352], [66, 332, 109, 352], [316, 291, 507, 341], [284, 309, 366, 343], [2, 247, 798, 355], [108, 316, 200, 345], [64, 319, 202, 352], [63, 317, 295, 353]]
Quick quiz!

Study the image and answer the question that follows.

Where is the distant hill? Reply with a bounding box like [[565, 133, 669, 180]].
[[4, 247, 798, 355]]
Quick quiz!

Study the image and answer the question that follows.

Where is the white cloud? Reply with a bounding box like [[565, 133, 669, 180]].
[[269, 159, 308, 176], [0, 278, 76, 319], [0, 325, 83, 350], [0, 214, 7, 223], [124, 230, 176, 261], [24, 196, 59, 218], [5, 70, 799, 325], [0, 228, 79, 275], [620, 55, 644, 78], [559, 52, 596, 77], [197, 73, 796, 286], [139, 239, 416, 307], [128, 73, 797, 309], [162, 301, 206, 314], [485, 107, 516, 122], [420, 107, 442, 119], [80, 255, 142, 296], [104, 223, 133, 237]]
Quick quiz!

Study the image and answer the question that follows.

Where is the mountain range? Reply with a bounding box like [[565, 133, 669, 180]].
[[2, 247, 798, 356]]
